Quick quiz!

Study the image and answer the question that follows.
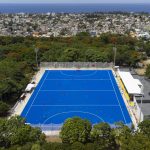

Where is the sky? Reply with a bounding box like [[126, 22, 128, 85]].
[[0, 0, 149, 3]]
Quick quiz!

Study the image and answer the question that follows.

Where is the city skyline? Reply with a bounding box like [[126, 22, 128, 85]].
[[0, 0, 149, 3]]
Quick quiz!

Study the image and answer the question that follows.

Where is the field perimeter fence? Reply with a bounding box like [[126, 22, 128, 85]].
[[40, 62, 113, 68], [29, 122, 132, 132], [30, 123, 63, 131]]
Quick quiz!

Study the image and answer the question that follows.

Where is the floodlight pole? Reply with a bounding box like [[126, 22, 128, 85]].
[[139, 83, 144, 123], [34, 48, 39, 68], [113, 46, 117, 67]]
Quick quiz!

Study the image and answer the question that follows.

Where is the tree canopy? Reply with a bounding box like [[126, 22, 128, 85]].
[[60, 117, 92, 144], [145, 65, 150, 79], [0, 116, 45, 148], [0, 117, 150, 149]]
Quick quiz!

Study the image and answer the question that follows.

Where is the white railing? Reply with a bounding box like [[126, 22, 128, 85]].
[[30, 123, 63, 131]]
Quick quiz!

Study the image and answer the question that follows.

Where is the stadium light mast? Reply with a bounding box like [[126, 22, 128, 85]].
[[113, 46, 117, 67], [139, 82, 144, 122], [34, 47, 39, 68]]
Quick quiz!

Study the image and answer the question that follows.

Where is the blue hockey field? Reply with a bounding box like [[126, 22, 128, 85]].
[[21, 70, 132, 129]]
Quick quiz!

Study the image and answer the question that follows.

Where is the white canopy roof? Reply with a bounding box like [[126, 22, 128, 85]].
[[118, 71, 142, 95], [134, 79, 143, 86], [25, 83, 34, 92]]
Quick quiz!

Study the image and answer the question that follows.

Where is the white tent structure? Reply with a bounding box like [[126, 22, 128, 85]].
[[25, 83, 35, 92], [118, 71, 142, 95]]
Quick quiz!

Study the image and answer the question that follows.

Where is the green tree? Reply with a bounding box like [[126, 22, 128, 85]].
[[0, 101, 10, 116], [85, 143, 96, 150], [60, 48, 80, 61], [112, 122, 131, 149], [91, 122, 117, 150], [42, 142, 70, 150], [145, 65, 150, 79], [31, 144, 41, 150], [120, 133, 150, 150], [60, 117, 92, 144], [145, 42, 150, 56], [76, 32, 90, 37], [138, 120, 150, 138], [6, 143, 32, 150], [0, 116, 45, 148], [71, 142, 85, 150], [100, 33, 110, 44]]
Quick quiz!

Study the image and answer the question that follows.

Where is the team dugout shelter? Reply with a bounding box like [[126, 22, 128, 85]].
[[118, 71, 143, 100], [117, 69, 144, 121]]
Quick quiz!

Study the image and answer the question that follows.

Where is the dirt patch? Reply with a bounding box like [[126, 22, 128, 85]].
[[135, 59, 150, 76], [143, 59, 150, 66], [135, 69, 145, 76], [46, 136, 62, 143]]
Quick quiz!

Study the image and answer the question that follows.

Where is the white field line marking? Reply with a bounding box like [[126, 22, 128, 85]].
[[107, 71, 127, 124], [45, 79, 110, 80], [40, 90, 114, 92], [25, 71, 49, 117], [60, 70, 98, 77], [42, 111, 104, 126], [32, 105, 120, 107]]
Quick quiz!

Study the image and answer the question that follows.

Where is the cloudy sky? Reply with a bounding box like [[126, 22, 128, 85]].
[[0, 0, 149, 3]]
